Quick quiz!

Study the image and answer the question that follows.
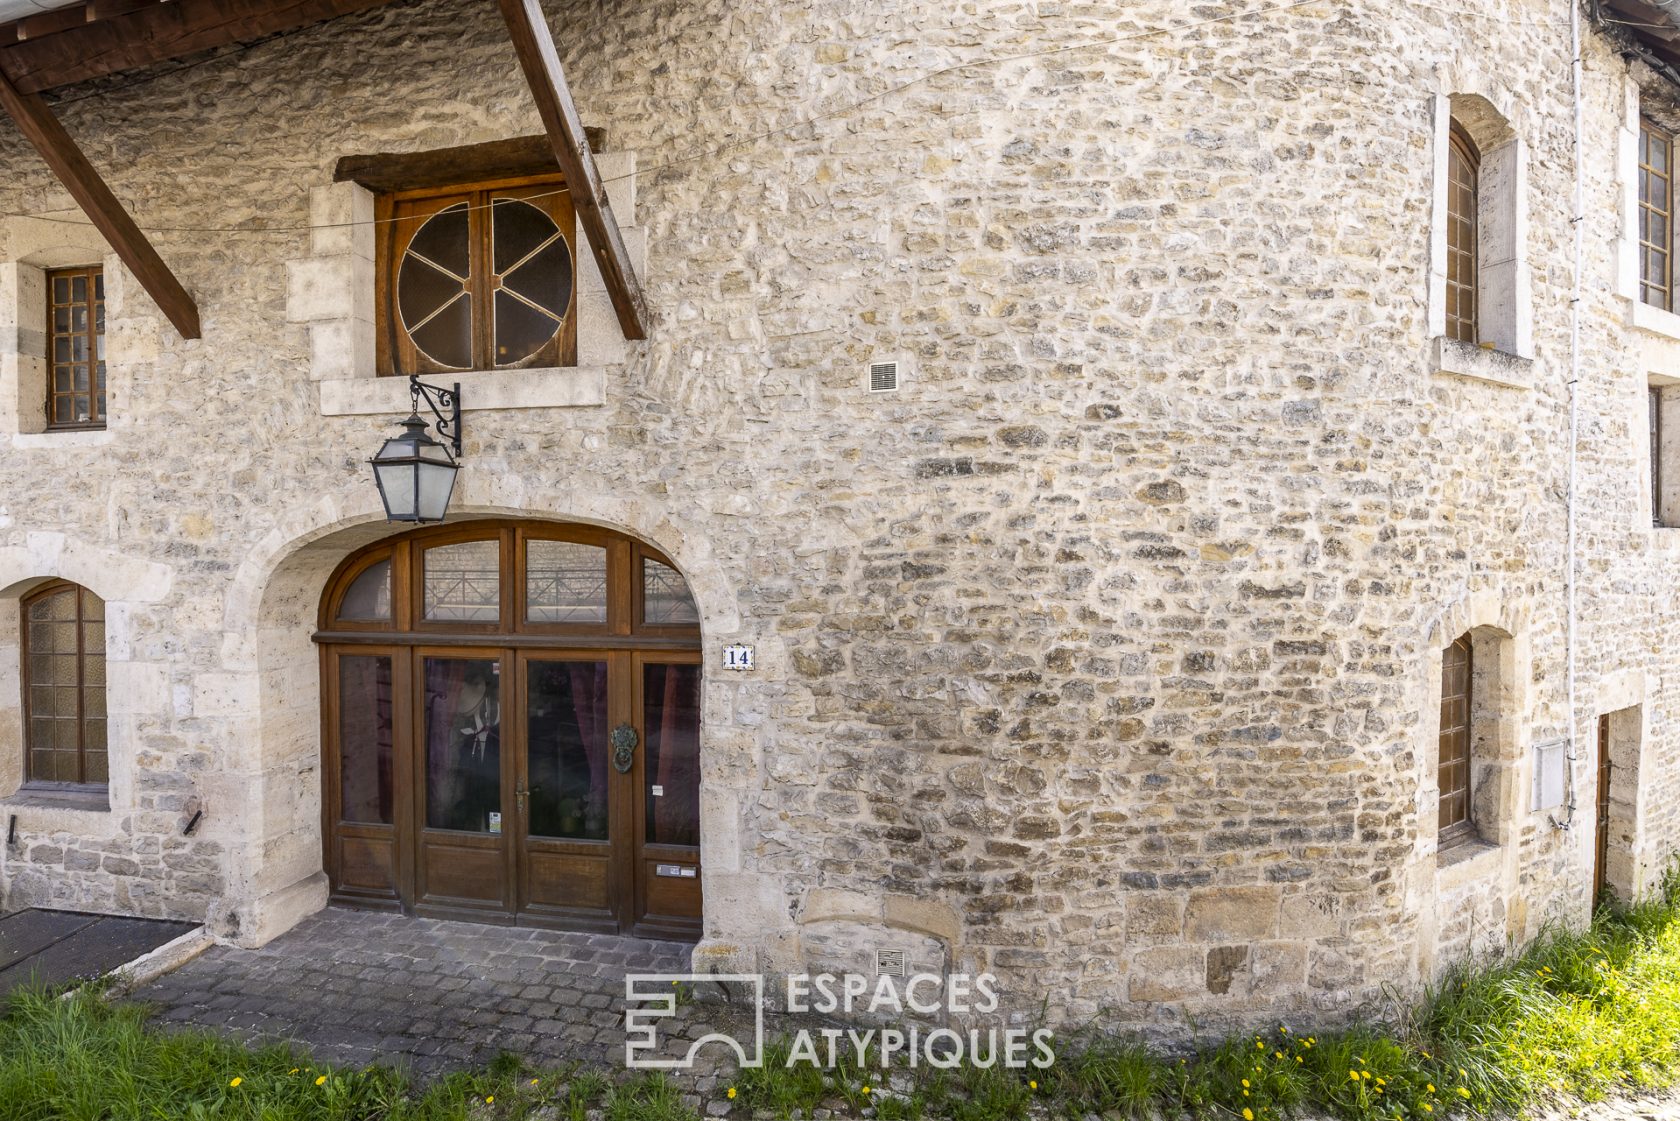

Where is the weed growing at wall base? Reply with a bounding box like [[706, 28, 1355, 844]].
[[6, 871, 1680, 1119]]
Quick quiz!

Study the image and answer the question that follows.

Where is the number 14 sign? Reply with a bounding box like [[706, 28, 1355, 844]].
[[723, 644, 754, 670]]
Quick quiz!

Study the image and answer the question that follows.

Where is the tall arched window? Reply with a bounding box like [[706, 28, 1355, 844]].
[[1445, 122, 1480, 344], [22, 581, 107, 787]]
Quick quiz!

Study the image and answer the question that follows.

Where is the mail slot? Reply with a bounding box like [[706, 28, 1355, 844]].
[[655, 864, 697, 878]]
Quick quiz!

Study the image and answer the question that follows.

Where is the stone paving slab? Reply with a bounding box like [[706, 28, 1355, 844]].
[[0, 909, 199, 998], [132, 908, 730, 1080]]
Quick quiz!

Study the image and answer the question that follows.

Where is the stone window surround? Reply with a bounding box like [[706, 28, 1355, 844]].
[[0, 535, 174, 841], [1426, 82, 1534, 388], [1593, 670, 1659, 901], [0, 213, 132, 448], [1618, 72, 1680, 341], [290, 152, 640, 415], [1413, 595, 1533, 975]]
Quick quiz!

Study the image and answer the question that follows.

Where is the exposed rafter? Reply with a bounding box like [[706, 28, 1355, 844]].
[[0, 62, 199, 338], [0, 0, 399, 94], [498, 0, 649, 341]]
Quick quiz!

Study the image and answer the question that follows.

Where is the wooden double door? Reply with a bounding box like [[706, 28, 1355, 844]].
[[318, 522, 703, 940]]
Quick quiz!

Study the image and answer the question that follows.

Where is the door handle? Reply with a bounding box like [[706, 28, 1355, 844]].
[[515, 778, 526, 814], [611, 723, 638, 774]]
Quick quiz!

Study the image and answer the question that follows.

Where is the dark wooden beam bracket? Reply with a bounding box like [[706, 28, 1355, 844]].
[[498, 0, 649, 341], [0, 65, 200, 339], [334, 132, 607, 193]]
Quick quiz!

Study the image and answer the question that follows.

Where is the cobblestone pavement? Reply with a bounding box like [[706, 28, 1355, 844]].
[[133, 907, 743, 1080]]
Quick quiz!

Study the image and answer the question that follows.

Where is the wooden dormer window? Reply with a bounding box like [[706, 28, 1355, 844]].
[[46, 266, 105, 429], [377, 175, 577, 375]]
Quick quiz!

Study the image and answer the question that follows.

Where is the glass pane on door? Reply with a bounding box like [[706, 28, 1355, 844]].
[[422, 656, 502, 832], [644, 663, 701, 846], [339, 655, 394, 824], [526, 660, 610, 840], [423, 540, 500, 622]]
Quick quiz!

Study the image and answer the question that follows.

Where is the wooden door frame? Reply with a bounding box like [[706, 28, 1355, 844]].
[[411, 644, 516, 924], [513, 647, 624, 934], [315, 518, 704, 940], [630, 649, 704, 941]]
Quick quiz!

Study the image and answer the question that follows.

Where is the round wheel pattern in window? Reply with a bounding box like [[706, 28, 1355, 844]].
[[490, 197, 573, 365], [396, 202, 473, 369]]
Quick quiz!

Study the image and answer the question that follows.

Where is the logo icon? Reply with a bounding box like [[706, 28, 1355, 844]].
[[624, 974, 765, 1070]]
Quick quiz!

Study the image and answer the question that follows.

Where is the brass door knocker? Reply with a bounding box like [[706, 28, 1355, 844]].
[[611, 723, 638, 774]]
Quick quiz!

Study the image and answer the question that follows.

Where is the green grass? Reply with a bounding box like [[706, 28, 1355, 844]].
[[0, 985, 695, 1121], [9, 870, 1680, 1119]]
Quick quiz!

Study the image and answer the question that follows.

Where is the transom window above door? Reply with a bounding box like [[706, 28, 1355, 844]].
[[320, 522, 698, 637], [378, 176, 578, 376]]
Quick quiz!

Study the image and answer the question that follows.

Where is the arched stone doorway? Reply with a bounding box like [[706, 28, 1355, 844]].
[[316, 519, 702, 940]]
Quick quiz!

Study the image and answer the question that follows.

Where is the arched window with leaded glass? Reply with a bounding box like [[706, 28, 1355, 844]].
[[21, 580, 107, 788]]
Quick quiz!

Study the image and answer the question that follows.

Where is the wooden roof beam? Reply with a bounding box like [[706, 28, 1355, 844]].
[[0, 64, 199, 339], [0, 0, 400, 95], [498, 0, 649, 341]]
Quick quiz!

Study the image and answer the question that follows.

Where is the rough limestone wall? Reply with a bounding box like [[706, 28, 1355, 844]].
[[0, 0, 1673, 1034]]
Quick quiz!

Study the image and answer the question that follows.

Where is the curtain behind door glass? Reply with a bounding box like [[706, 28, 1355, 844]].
[[644, 663, 700, 846], [423, 657, 501, 832], [526, 661, 609, 840]]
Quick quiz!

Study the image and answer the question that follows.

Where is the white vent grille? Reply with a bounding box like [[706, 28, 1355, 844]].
[[869, 361, 900, 393], [875, 948, 908, 977]]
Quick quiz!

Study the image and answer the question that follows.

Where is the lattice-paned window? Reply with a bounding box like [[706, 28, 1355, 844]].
[[1642, 120, 1675, 313], [1438, 634, 1474, 845], [46, 266, 105, 429], [1445, 125, 1480, 344], [379, 176, 577, 375], [643, 557, 699, 627], [22, 581, 107, 787]]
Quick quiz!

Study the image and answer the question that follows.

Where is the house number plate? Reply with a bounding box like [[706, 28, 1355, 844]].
[[655, 864, 698, 879], [723, 643, 754, 670]]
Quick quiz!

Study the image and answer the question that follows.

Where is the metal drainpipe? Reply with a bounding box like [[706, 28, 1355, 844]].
[[1554, 0, 1586, 833]]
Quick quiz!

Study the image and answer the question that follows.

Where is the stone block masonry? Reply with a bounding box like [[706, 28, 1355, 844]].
[[0, 0, 1672, 1039]]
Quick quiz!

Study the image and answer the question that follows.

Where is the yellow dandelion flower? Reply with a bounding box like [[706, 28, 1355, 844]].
[[531, 1079, 540, 1086], [1377, 1078, 1387, 1087], [1426, 1084, 1435, 1094], [486, 1097, 494, 1105], [229, 1078, 242, 1088], [1243, 1090, 1250, 1097], [1458, 1087, 1472, 1099], [728, 1088, 737, 1100], [1424, 1104, 1434, 1113], [1256, 1040, 1265, 1050], [1362, 1071, 1372, 1080], [1242, 1080, 1250, 1089], [316, 1076, 327, 1087], [290, 1069, 300, 1075], [1281, 1026, 1291, 1034], [1296, 1057, 1303, 1064], [1458, 1069, 1467, 1078], [1030, 1081, 1039, 1091], [1350, 1071, 1361, 1082], [862, 1086, 872, 1096], [1244, 1110, 1255, 1121]]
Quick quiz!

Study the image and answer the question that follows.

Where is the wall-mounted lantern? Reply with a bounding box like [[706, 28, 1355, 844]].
[[371, 376, 462, 524]]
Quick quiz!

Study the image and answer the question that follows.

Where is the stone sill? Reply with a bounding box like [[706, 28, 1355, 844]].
[[0, 784, 110, 813], [319, 366, 605, 417], [1430, 336, 1533, 389], [10, 429, 114, 449], [1436, 836, 1501, 887], [1628, 298, 1680, 342]]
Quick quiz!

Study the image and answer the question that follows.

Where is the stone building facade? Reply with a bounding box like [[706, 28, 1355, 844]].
[[0, 0, 1676, 1035]]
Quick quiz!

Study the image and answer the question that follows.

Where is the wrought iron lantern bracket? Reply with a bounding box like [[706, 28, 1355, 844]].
[[410, 375, 462, 459]]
